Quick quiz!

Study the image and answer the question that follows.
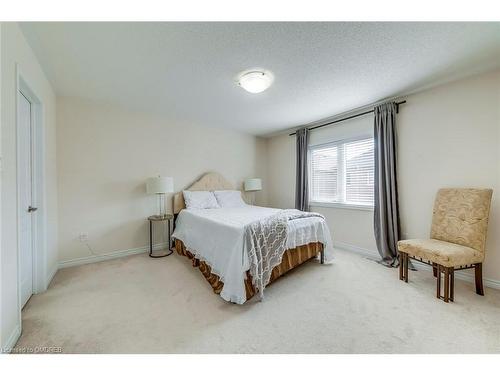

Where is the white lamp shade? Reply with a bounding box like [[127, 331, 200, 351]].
[[244, 178, 262, 192], [146, 176, 174, 194]]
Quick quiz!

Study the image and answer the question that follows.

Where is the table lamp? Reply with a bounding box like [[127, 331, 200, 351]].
[[146, 176, 174, 218], [244, 178, 262, 205]]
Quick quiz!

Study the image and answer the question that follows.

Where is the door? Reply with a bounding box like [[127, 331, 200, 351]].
[[18, 91, 35, 308]]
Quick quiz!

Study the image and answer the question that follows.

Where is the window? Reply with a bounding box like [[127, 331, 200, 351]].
[[310, 137, 374, 208]]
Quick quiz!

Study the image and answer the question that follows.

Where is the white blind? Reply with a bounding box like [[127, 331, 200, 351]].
[[344, 138, 374, 205], [310, 146, 339, 202], [310, 137, 374, 207]]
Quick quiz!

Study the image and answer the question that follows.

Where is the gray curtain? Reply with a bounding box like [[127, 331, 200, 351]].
[[295, 128, 310, 211], [374, 102, 400, 267]]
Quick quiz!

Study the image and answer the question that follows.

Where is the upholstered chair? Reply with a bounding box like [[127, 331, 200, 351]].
[[397, 188, 493, 302]]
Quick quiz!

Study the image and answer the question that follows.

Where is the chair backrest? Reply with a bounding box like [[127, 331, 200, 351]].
[[431, 188, 493, 253]]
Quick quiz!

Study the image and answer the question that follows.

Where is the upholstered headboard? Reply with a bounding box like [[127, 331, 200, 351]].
[[173, 172, 234, 214]]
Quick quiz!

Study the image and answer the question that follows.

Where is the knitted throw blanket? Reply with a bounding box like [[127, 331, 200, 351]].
[[245, 209, 325, 299]]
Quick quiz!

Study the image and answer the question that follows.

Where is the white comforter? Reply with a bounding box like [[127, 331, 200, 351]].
[[172, 206, 333, 304]]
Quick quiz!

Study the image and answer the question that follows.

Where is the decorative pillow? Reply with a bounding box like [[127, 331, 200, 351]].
[[183, 190, 220, 209], [213, 190, 247, 208]]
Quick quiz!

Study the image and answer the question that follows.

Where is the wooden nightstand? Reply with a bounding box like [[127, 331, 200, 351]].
[[147, 214, 174, 258]]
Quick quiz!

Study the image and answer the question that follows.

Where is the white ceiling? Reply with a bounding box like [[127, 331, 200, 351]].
[[20, 22, 500, 136]]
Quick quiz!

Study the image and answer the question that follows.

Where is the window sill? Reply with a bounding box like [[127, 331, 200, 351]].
[[309, 201, 374, 211]]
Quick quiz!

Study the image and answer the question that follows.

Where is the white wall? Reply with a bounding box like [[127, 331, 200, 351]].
[[266, 68, 500, 282], [1, 23, 58, 350], [56, 96, 268, 262]]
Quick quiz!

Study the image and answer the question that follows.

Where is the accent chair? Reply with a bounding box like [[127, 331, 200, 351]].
[[397, 188, 493, 302]]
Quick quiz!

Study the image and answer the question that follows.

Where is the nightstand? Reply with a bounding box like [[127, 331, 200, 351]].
[[147, 214, 174, 258]]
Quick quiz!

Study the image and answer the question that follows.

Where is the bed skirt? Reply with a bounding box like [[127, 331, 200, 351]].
[[174, 239, 323, 302]]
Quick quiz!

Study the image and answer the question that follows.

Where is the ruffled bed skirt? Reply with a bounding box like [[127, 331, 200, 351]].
[[174, 239, 323, 302]]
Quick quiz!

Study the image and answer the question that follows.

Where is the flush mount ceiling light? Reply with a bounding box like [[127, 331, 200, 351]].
[[237, 70, 274, 93]]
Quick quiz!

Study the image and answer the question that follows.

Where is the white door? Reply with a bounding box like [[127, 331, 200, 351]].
[[18, 91, 35, 308]]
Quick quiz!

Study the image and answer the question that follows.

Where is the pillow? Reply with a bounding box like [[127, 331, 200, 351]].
[[183, 190, 220, 209], [213, 190, 247, 208]]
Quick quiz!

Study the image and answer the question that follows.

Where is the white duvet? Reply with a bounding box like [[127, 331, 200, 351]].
[[172, 205, 333, 304]]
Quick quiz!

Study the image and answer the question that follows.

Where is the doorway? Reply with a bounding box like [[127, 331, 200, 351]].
[[16, 71, 47, 313]]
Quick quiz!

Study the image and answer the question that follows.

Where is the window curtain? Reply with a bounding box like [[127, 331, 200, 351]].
[[295, 128, 310, 211], [374, 102, 400, 267]]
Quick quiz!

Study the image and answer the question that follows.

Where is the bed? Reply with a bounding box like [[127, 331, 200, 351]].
[[171, 172, 333, 304]]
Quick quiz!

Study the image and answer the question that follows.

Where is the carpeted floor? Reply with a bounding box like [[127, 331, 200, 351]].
[[15, 248, 500, 353]]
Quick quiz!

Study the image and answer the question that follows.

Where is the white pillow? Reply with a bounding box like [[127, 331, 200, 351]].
[[213, 190, 247, 208], [183, 191, 220, 209]]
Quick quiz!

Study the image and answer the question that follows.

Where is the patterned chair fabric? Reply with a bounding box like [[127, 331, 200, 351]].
[[398, 188, 493, 267], [397, 239, 483, 267], [430, 188, 492, 253]]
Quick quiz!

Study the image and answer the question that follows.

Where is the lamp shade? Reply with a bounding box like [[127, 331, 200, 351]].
[[244, 178, 262, 192], [146, 176, 174, 194]]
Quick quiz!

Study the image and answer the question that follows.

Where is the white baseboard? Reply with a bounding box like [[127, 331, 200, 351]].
[[336, 241, 500, 290], [46, 264, 58, 288], [335, 241, 379, 260], [2, 324, 21, 354], [58, 242, 168, 269]]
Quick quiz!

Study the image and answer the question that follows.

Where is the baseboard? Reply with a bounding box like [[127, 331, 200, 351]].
[[2, 324, 21, 354], [58, 242, 168, 269], [335, 241, 379, 260], [336, 241, 500, 290], [46, 264, 58, 288]]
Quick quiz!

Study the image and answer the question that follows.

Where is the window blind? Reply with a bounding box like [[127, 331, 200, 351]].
[[310, 146, 339, 202], [344, 138, 374, 205], [310, 137, 374, 207]]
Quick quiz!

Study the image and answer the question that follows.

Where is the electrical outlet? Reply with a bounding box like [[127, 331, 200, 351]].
[[79, 232, 89, 242]]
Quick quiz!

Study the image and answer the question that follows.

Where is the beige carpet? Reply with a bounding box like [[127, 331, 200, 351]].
[[15, 248, 500, 353]]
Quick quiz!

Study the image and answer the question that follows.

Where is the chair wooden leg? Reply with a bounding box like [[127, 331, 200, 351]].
[[475, 263, 484, 296], [436, 264, 441, 299], [404, 252, 409, 283], [399, 253, 404, 281], [432, 263, 438, 277], [444, 267, 450, 303], [450, 268, 454, 302]]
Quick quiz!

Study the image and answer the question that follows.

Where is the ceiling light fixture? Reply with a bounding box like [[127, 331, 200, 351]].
[[237, 70, 274, 94]]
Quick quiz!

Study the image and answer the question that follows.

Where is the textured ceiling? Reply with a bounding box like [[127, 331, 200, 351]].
[[20, 22, 500, 136]]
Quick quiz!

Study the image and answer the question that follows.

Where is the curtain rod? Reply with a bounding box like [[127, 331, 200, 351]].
[[288, 100, 407, 136]]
